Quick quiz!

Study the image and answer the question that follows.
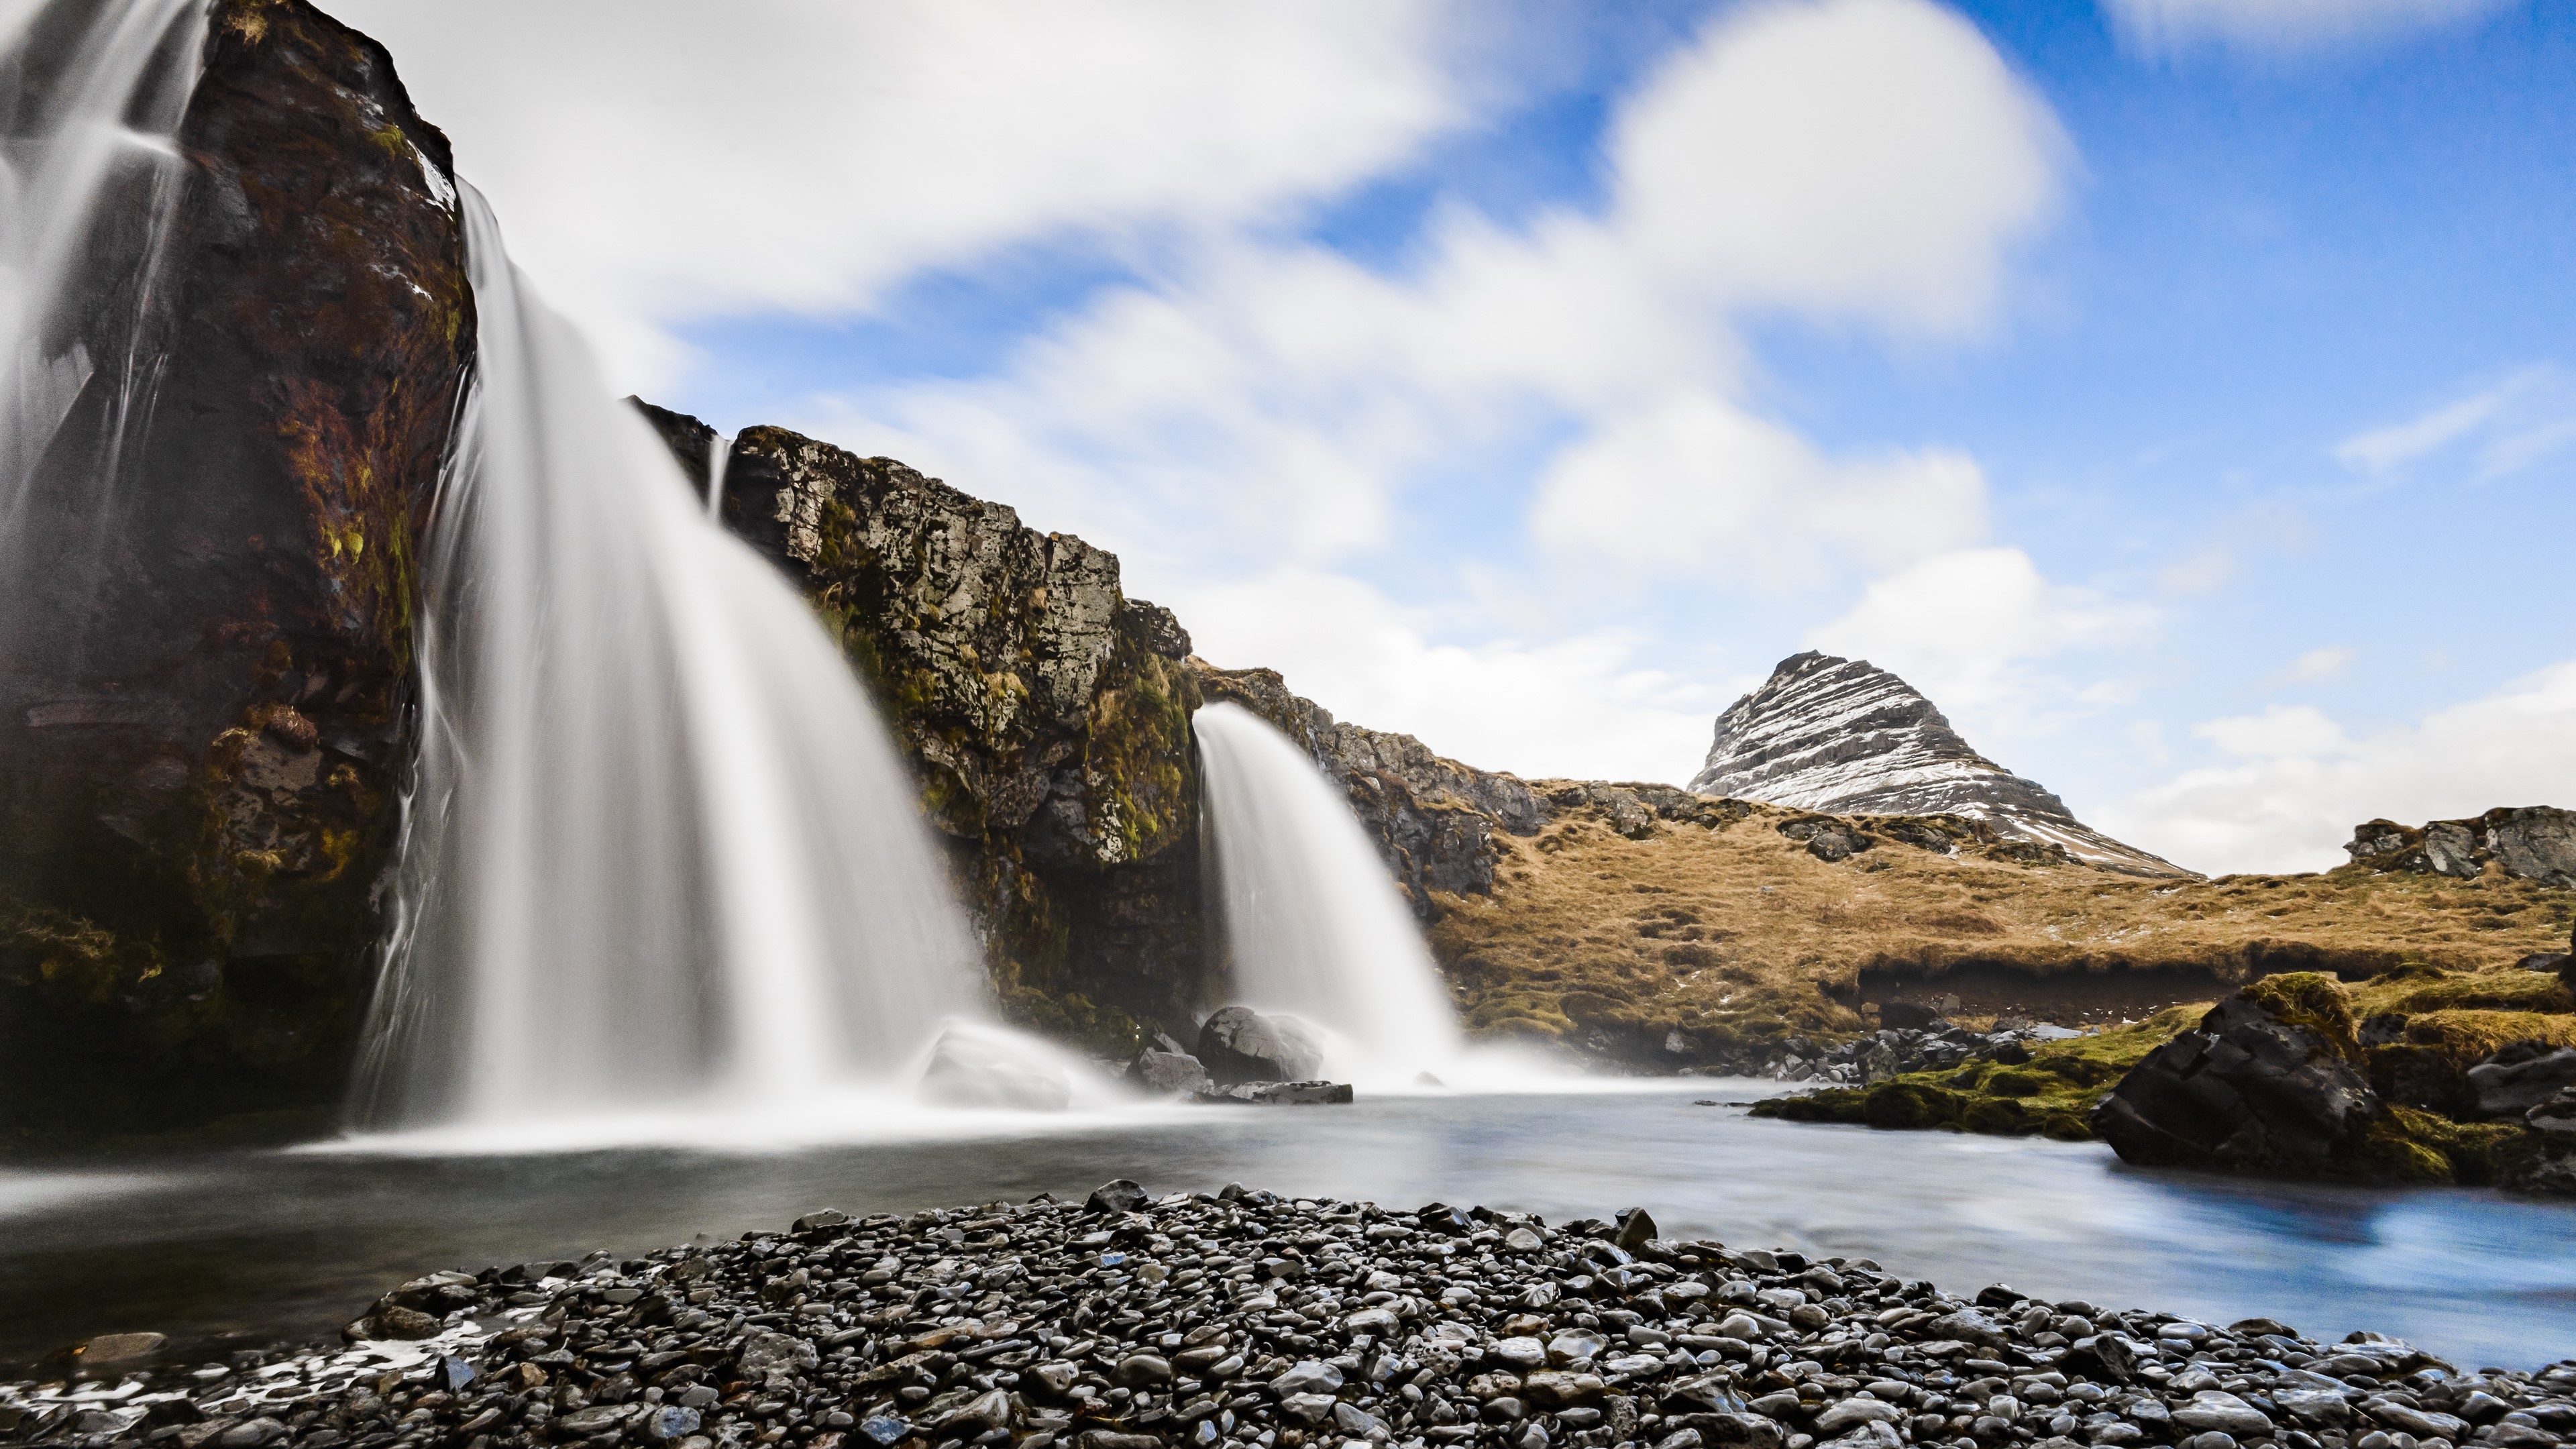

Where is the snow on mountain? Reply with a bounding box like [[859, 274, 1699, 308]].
[[1689, 651, 2191, 877]]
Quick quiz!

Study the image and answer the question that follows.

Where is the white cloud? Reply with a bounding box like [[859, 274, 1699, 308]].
[[2261, 645, 2357, 690], [315, 0, 1469, 387], [1172, 570, 1719, 785], [2334, 365, 2576, 482], [2098, 661, 2576, 875], [826, 0, 2064, 583], [2335, 388, 2511, 473], [1614, 0, 2066, 333], [1803, 547, 2159, 741], [1527, 394, 1988, 589], [2101, 0, 2516, 54]]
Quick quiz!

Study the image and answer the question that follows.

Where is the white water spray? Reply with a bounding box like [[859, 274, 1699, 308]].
[[0, 0, 204, 531], [354, 188, 1008, 1130], [1193, 702, 1465, 1086]]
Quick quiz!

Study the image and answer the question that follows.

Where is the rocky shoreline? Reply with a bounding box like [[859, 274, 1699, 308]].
[[7, 1185, 2571, 1449]]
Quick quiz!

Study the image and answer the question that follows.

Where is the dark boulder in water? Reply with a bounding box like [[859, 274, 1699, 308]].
[[1195, 1004, 1326, 1085], [2092, 975, 2380, 1174], [0, 0, 472, 1140]]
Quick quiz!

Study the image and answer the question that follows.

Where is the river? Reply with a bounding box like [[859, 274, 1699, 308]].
[[5, 1082, 2573, 1373]]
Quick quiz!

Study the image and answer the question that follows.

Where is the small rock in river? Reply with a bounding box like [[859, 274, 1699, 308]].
[[1085, 1177, 1150, 1214]]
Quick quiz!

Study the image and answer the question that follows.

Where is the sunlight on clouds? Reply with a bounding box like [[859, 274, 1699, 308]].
[[2101, 0, 2516, 54], [2099, 662, 2576, 875], [837, 0, 2065, 578], [1803, 547, 2159, 743], [315, 0, 1468, 388], [2261, 645, 2356, 691], [1527, 394, 1988, 588], [1614, 0, 2065, 333], [1171, 570, 1721, 786]]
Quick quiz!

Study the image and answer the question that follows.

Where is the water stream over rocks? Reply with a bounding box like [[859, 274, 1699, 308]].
[[3, 1087, 2573, 1381], [1195, 704, 1466, 1089]]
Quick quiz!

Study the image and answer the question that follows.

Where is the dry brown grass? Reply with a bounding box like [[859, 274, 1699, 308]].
[[1426, 794, 2575, 1062]]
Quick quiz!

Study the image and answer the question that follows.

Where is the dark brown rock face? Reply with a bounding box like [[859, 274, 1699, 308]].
[[0, 0, 470, 1138]]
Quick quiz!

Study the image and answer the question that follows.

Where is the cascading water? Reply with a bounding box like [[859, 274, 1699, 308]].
[[0, 0, 205, 547], [705, 432, 731, 518], [353, 186, 1018, 1133], [1193, 701, 1466, 1086]]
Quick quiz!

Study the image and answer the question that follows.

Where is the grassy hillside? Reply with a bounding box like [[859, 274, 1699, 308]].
[[1752, 968, 2575, 1190], [1426, 788, 2573, 1070]]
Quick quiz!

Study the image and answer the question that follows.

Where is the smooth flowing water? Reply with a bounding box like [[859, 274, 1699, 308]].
[[1195, 702, 1466, 1085], [5, 1087, 2574, 1373], [705, 431, 731, 517], [0, 0, 203, 559], [354, 189, 997, 1132]]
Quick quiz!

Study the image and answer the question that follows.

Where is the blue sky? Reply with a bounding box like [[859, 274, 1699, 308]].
[[327, 0, 2576, 873]]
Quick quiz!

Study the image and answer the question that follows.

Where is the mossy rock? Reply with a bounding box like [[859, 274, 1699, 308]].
[[2240, 971, 2363, 1060], [1862, 1081, 1963, 1130], [1986, 1068, 2053, 1099]]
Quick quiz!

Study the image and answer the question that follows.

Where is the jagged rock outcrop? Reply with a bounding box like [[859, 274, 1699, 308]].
[[1689, 651, 2189, 877], [0, 0, 470, 1138], [2346, 807, 2576, 886]]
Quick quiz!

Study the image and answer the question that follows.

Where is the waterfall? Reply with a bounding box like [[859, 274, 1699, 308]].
[[0, 0, 204, 541], [353, 186, 1002, 1131], [1193, 701, 1465, 1086], [705, 431, 731, 518]]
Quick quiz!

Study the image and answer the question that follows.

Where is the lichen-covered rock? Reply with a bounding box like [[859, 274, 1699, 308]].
[[2469, 1043, 2576, 1117], [0, 0, 471, 1139], [716, 425, 1198, 869], [2347, 807, 2576, 885], [631, 413, 1208, 1046]]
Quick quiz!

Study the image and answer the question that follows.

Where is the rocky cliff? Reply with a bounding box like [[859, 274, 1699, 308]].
[[637, 407, 1561, 1054], [0, 0, 470, 1140], [2347, 807, 2576, 888], [1689, 651, 2188, 877]]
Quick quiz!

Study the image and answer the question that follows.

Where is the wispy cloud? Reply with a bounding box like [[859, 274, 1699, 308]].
[[2100, 0, 2518, 55], [1803, 546, 2160, 746], [2334, 365, 2576, 482], [2261, 645, 2356, 691], [316, 0, 1476, 388]]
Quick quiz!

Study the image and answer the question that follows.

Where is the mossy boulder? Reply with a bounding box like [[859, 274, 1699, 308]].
[[2092, 973, 2385, 1173], [0, 0, 471, 1142], [2090, 972, 2576, 1192]]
